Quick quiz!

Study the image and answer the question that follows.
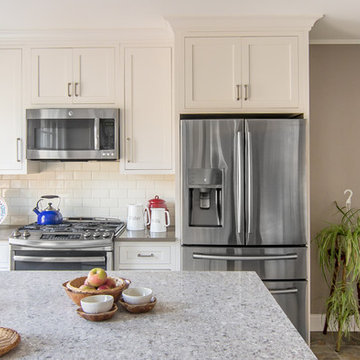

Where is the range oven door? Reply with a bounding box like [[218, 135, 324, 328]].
[[12, 250, 110, 271]]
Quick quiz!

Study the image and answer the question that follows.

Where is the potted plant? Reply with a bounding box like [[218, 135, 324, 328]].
[[315, 201, 360, 352]]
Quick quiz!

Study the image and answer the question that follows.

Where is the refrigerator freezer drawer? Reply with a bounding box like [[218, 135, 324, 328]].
[[182, 246, 307, 280], [264, 280, 307, 341]]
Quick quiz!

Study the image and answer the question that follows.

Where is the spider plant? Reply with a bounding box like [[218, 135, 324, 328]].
[[315, 201, 360, 352]]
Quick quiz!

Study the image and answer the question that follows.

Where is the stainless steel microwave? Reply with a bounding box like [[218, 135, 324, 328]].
[[26, 108, 119, 160]]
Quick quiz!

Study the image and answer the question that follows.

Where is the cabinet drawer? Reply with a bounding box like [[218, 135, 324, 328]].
[[119, 245, 171, 265]]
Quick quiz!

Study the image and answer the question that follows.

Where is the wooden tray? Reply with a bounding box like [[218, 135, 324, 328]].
[[76, 304, 118, 321], [118, 297, 157, 313], [0, 327, 20, 357]]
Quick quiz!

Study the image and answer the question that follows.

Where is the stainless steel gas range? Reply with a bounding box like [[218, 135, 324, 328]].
[[9, 217, 125, 271]]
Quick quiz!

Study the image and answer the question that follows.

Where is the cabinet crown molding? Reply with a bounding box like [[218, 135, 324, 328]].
[[166, 15, 323, 33]]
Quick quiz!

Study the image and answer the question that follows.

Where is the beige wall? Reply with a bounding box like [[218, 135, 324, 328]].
[[310, 44, 360, 313]]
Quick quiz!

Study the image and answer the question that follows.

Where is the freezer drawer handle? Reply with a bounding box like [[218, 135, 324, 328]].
[[192, 253, 298, 261], [269, 288, 298, 295], [13, 255, 105, 263]]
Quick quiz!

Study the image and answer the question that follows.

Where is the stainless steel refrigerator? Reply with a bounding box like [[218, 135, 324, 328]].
[[181, 117, 308, 340]]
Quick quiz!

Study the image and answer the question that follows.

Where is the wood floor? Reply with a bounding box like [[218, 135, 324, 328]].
[[310, 332, 360, 359]]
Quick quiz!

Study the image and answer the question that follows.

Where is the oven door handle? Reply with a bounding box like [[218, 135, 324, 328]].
[[9, 239, 112, 249], [192, 253, 298, 261], [13, 255, 106, 263]]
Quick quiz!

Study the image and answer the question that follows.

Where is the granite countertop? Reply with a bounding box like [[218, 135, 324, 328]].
[[0, 271, 315, 360], [116, 226, 177, 242]]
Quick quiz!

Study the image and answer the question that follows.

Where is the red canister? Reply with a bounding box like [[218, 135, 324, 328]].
[[148, 195, 168, 212]]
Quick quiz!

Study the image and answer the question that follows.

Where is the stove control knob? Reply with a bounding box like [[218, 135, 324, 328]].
[[22, 230, 30, 238], [84, 232, 91, 238], [93, 232, 100, 238], [11, 230, 21, 238], [102, 232, 111, 238]]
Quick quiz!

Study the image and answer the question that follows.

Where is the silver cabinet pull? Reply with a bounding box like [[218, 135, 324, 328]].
[[16, 138, 21, 162], [235, 84, 241, 101], [244, 84, 249, 100], [75, 82, 80, 97], [13, 255, 105, 263], [94, 118, 100, 150], [269, 288, 298, 295], [67, 82, 72, 97], [137, 253, 154, 258], [192, 253, 298, 261], [126, 137, 131, 163]]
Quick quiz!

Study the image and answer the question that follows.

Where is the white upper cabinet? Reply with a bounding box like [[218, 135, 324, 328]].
[[185, 38, 241, 108], [124, 46, 173, 172], [0, 48, 24, 173], [241, 37, 298, 108], [184, 36, 299, 110], [31, 47, 115, 104]]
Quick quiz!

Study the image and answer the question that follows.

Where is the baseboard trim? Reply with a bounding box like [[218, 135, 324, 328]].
[[311, 314, 360, 332]]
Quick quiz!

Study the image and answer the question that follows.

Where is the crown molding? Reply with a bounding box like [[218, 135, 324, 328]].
[[0, 27, 173, 43], [166, 15, 323, 33]]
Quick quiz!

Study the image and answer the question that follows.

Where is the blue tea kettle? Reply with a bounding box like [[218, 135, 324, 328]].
[[33, 195, 63, 225]]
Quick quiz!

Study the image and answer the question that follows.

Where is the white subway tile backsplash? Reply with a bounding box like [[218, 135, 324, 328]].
[[0, 162, 175, 225]]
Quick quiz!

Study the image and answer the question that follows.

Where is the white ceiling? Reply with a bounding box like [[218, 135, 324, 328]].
[[1, 0, 360, 41]]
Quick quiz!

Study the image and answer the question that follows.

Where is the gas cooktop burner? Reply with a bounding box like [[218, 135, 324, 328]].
[[12, 217, 125, 242]]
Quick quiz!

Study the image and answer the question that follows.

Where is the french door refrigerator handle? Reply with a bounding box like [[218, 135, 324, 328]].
[[269, 288, 298, 295], [94, 118, 100, 150], [236, 131, 243, 234], [192, 253, 298, 261], [13, 255, 106, 263], [246, 129, 254, 236]]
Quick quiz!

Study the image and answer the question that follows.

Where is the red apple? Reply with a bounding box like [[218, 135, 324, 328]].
[[84, 279, 90, 286], [104, 278, 116, 289], [79, 284, 96, 291], [87, 268, 107, 287], [97, 284, 110, 290]]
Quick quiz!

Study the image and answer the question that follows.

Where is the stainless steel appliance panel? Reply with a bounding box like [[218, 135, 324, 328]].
[[181, 119, 244, 245], [182, 246, 307, 280], [26, 108, 119, 160], [245, 119, 306, 245], [264, 280, 307, 340]]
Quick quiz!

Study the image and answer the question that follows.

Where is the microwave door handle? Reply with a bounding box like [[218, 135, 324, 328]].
[[94, 118, 100, 150]]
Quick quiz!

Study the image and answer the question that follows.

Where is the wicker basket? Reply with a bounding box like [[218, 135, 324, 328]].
[[0, 327, 20, 357], [63, 276, 130, 306]]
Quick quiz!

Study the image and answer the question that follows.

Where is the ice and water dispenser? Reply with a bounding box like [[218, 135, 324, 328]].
[[188, 168, 223, 227]]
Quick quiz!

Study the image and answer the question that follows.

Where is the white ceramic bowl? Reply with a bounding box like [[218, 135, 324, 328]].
[[122, 287, 153, 305], [80, 294, 114, 314]]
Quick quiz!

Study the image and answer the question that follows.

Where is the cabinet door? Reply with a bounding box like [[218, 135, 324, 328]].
[[73, 48, 115, 104], [242, 37, 299, 108], [0, 241, 9, 271], [0, 49, 23, 171], [184, 37, 241, 109], [124, 47, 172, 171], [31, 48, 73, 104]]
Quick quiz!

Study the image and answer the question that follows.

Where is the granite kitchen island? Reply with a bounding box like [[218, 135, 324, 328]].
[[0, 271, 315, 359]]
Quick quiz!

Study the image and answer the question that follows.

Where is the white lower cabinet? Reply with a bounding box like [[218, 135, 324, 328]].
[[0, 241, 9, 271], [114, 242, 180, 271]]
